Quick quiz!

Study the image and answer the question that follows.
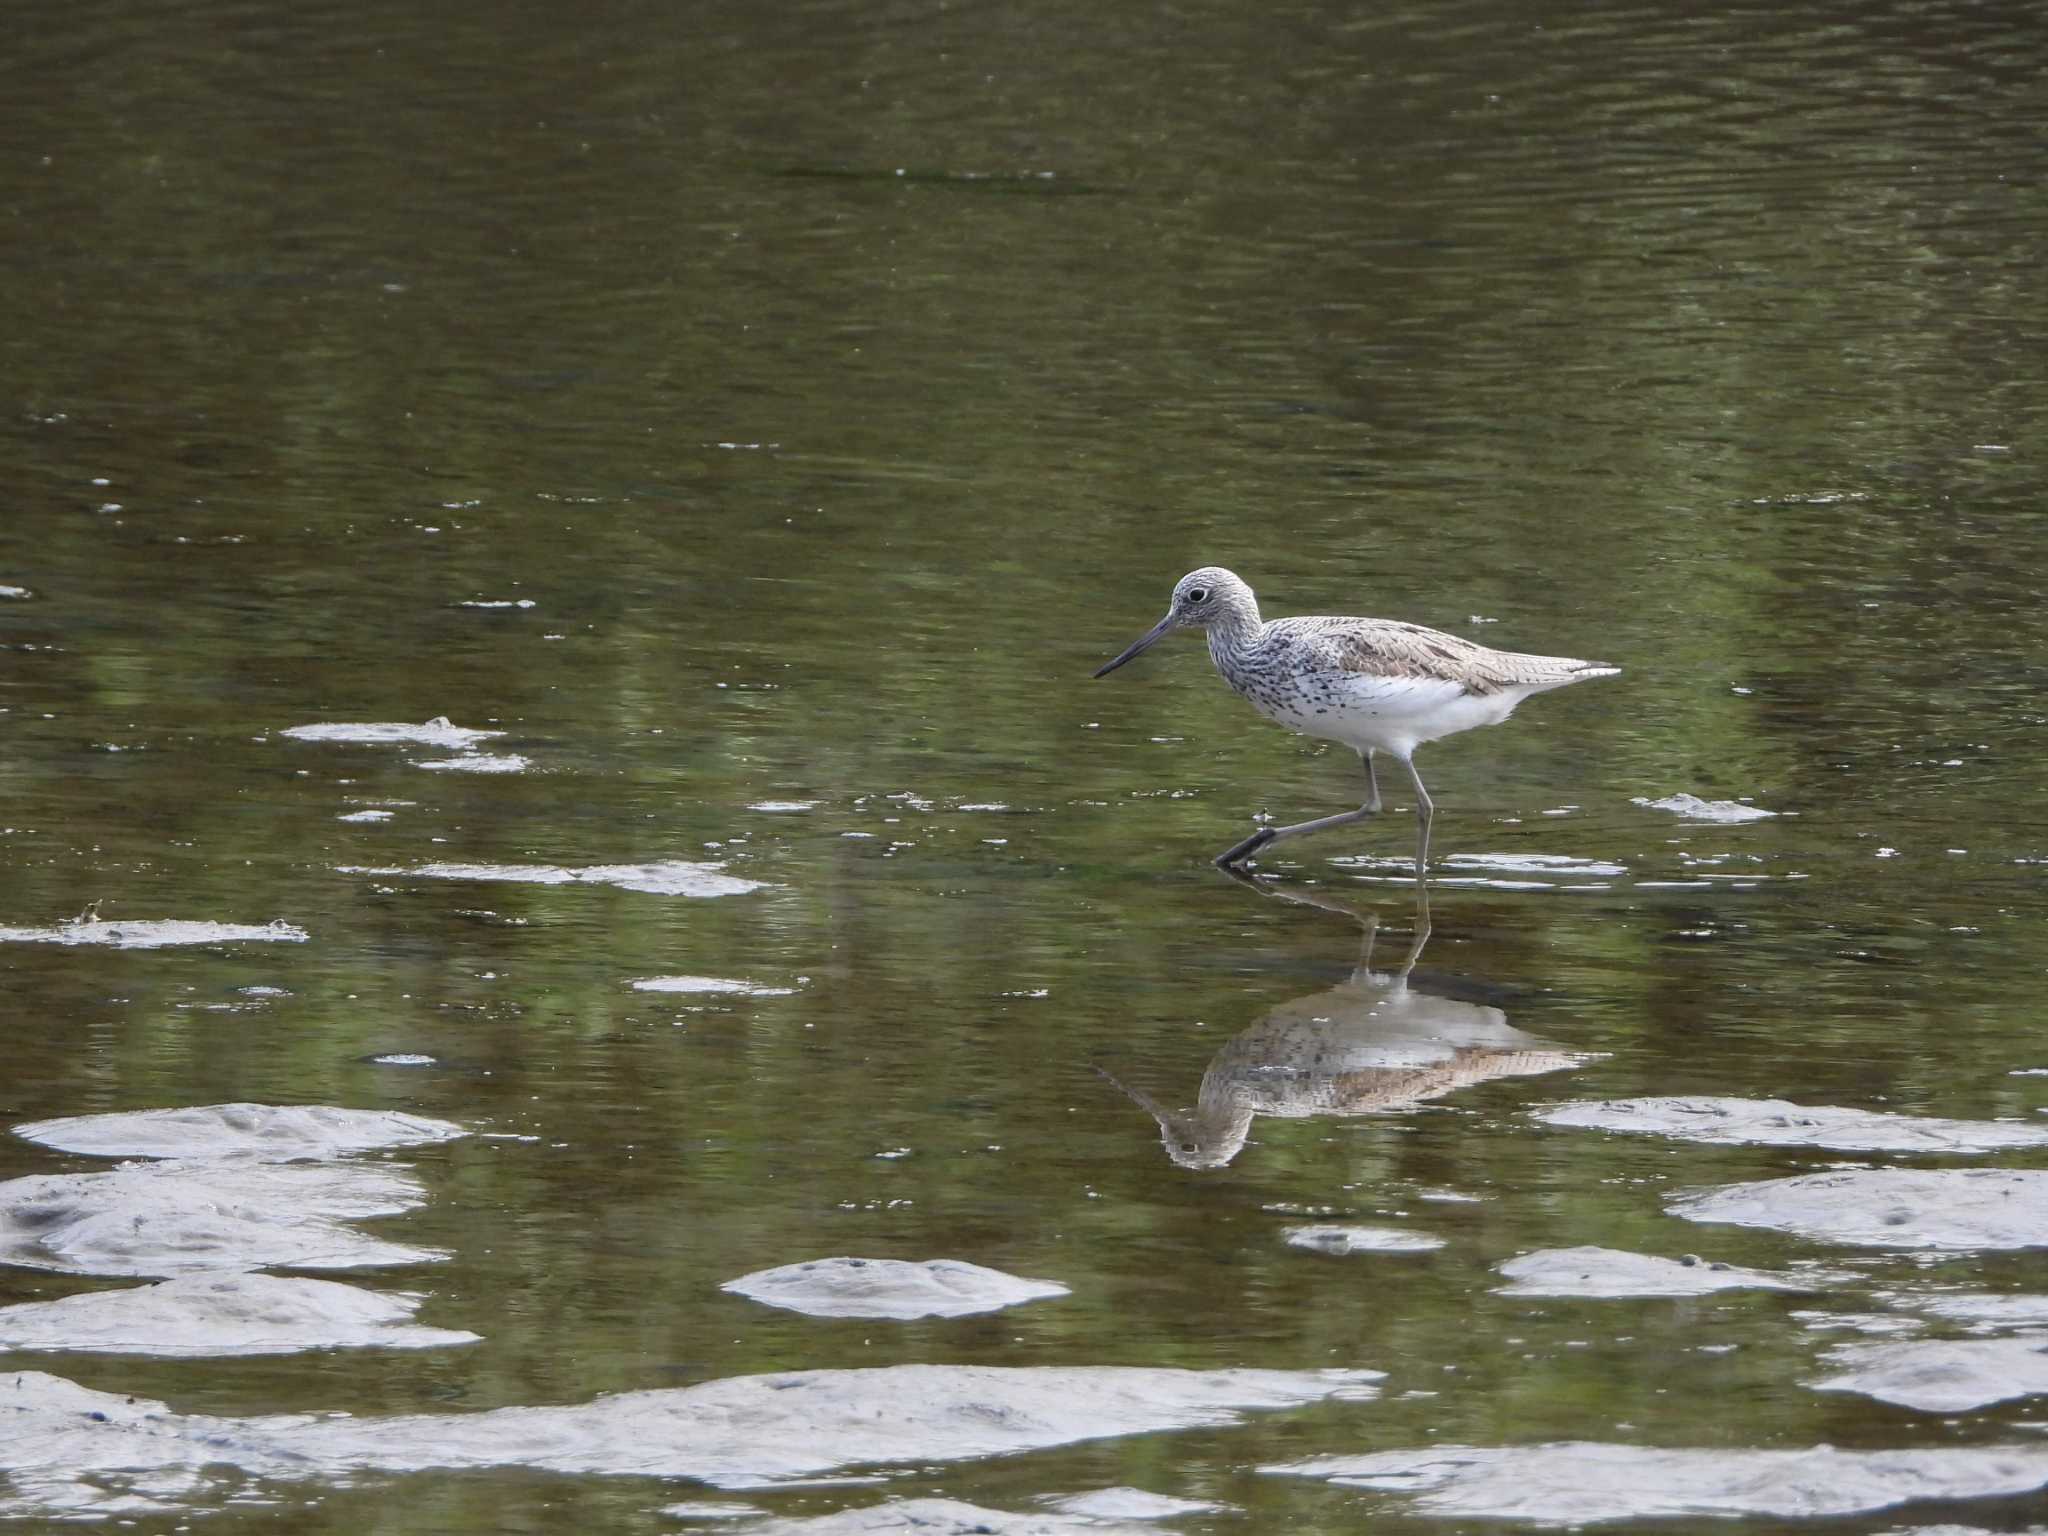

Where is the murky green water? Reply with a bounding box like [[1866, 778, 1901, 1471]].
[[5, 0, 2048, 1529]]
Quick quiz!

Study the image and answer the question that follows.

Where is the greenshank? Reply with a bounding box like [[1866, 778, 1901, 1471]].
[[1092, 566, 1619, 873]]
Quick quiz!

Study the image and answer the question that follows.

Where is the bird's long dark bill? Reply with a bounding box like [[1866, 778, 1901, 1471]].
[[1092, 614, 1174, 678]]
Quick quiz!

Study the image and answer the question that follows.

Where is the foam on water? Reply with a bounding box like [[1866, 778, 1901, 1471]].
[[0, 917, 307, 949], [0, 1273, 478, 1357], [1443, 853, 1627, 878], [1814, 1337, 2048, 1414], [0, 1160, 444, 1276], [1885, 1291, 2048, 1330], [0, 1363, 1382, 1517], [742, 1499, 1162, 1534], [632, 975, 796, 997], [1263, 1442, 2048, 1522], [1671, 1169, 2048, 1251], [1284, 1225, 1444, 1256], [721, 1257, 1070, 1320], [412, 753, 531, 773], [1632, 793, 1778, 823], [659, 1502, 761, 1522], [17, 1103, 466, 1161], [339, 860, 766, 897], [1536, 1096, 2048, 1154], [1043, 1487, 1227, 1520], [1494, 1246, 1846, 1299], [280, 717, 502, 749]]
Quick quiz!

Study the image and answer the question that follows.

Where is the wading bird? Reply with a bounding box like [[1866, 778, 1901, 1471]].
[[1093, 567, 1618, 874]]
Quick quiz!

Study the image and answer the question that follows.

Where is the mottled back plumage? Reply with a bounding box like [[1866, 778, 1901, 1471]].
[[1287, 616, 1613, 698]]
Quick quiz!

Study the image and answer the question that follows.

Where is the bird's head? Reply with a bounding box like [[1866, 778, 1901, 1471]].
[[1093, 566, 1252, 677]]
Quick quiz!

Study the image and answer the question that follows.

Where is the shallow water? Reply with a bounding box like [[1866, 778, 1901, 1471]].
[[5, 0, 2048, 1529]]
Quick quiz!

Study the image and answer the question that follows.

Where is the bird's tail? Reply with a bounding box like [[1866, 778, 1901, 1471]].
[[1500, 653, 1621, 693]]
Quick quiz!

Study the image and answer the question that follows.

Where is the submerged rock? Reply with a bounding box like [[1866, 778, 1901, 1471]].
[[1494, 1246, 1844, 1298], [1671, 1169, 2048, 1251], [1264, 1441, 2048, 1522], [338, 860, 763, 897], [0, 1364, 1381, 1518], [721, 1257, 1069, 1320], [0, 1160, 443, 1276], [0, 1273, 477, 1356], [16, 1103, 466, 1161], [1537, 1096, 2048, 1154], [1813, 1337, 2048, 1413]]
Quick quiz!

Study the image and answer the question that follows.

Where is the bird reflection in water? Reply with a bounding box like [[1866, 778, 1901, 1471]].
[[1103, 878, 1588, 1169]]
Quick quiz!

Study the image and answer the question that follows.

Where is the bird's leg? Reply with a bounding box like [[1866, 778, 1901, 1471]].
[[1214, 750, 1386, 868], [1399, 754, 1435, 881]]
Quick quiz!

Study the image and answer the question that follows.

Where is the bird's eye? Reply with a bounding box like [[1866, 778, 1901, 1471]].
[[1186, 588, 1209, 604]]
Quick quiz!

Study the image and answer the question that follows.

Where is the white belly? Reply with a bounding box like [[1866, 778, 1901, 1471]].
[[1252, 675, 1525, 757]]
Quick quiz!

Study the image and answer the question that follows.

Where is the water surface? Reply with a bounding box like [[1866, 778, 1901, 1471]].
[[5, 0, 2048, 1530]]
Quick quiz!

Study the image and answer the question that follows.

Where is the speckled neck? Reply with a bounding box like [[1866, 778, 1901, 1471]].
[[1204, 587, 1264, 654]]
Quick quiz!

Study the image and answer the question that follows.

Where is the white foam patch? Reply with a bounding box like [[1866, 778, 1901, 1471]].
[[0, 1364, 1381, 1517], [1632, 793, 1778, 823], [1813, 1337, 2048, 1414], [412, 753, 531, 773], [1671, 1169, 2048, 1251], [281, 717, 502, 749], [1284, 1225, 1444, 1256], [0, 1273, 477, 1357], [1326, 856, 1557, 890], [0, 1160, 444, 1276], [457, 599, 536, 610], [1794, 1309, 1924, 1338], [1443, 853, 1627, 878], [659, 1501, 762, 1521], [337, 809, 395, 823], [1886, 1292, 2048, 1331], [631, 975, 796, 997], [748, 800, 819, 813], [1263, 1441, 2048, 1522], [0, 585, 32, 600], [1044, 1487, 1227, 1520], [1493, 1246, 1845, 1298], [17, 1103, 466, 1161], [1536, 1096, 2048, 1154], [339, 860, 765, 897], [0, 918, 307, 949], [743, 1499, 1161, 1534], [722, 1258, 1069, 1320]]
